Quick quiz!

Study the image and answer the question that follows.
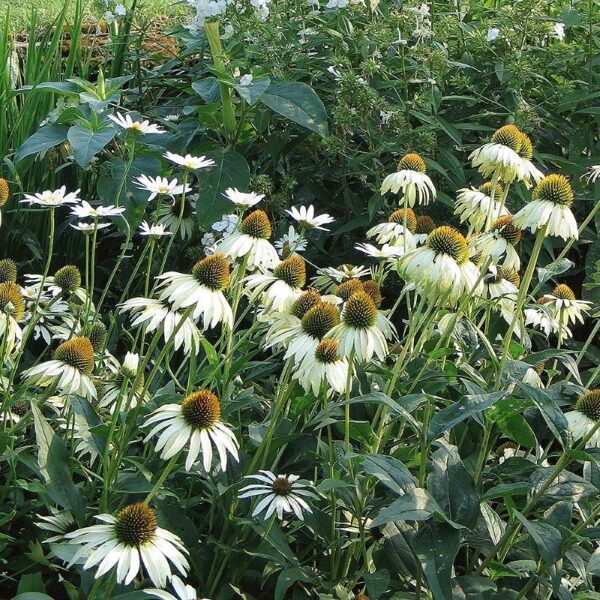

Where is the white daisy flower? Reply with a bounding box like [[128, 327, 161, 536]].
[[312, 264, 371, 292], [71, 200, 126, 219], [524, 296, 572, 338], [156, 253, 233, 330], [274, 225, 307, 257], [139, 221, 173, 238], [355, 242, 404, 259], [22, 186, 81, 208], [71, 221, 112, 233], [366, 208, 417, 247], [144, 390, 239, 472], [24, 266, 87, 303], [164, 152, 215, 170], [380, 153, 436, 206], [582, 165, 600, 184], [36, 509, 75, 543], [144, 575, 200, 600], [469, 215, 522, 271], [293, 338, 349, 395], [238, 471, 316, 520], [108, 112, 165, 135], [454, 182, 509, 232], [513, 174, 578, 240], [285, 205, 334, 231], [158, 197, 196, 240], [223, 187, 264, 208], [565, 390, 600, 446], [244, 254, 305, 312], [65, 503, 188, 587], [398, 226, 483, 306], [22, 336, 96, 399], [135, 175, 191, 202], [218, 210, 279, 270], [119, 298, 201, 355], [485, 266, 520, 323], [327, 291, 393, 362], [544, 283, 592, 328]]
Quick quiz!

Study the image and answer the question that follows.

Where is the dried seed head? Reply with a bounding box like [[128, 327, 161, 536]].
[[0, 282, 25, 320], [181, 389, 221, 430], [415, 215, 435, 234], [291, 289, 322, 319], [575, 389, 600, 422], [54, 337, 94, 374], [88, 321, 108, 353], [491, 215, 522, 245], [532, 174, 574, 208], [273, 255, 306, 288], [192, 253, 230, 291], [336, 279, 363, 302], [315, 339, 340, 364], [114, 503, 157, 546], [426, 226, 469, 264], [343, 291, 377, 329], [54, 265, 81, 293], [301, 303, 340, 339], [0, 259, 17, 283], [11, 399, 29, 417], [397, 152, 426, 173], [362, 279, 382, 308], [491, 124, 522, 152], [240, 210, 271, 239], [552, 283, 576, 301], [389, 208, 417, 233]]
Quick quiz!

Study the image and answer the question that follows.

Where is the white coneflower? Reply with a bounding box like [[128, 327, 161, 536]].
[[71, 221, 112, 234], [414, 214, 435, 245], [65, 503, 188, 587], [274, 225, 307, 257], [98, 353, 147, 413], [522, 361, 545, 389], [366, 208, 417, 246], [143, 575, 199, 600], [582, 165, 600, 184], [0, 258, 16, 284], [513, 174, 578, 240], [524, 296, 572, 338], [223, 187, 264, 208], [485, 266, 520, 323], [119, 298, 201, 355], [22, 337, 96, 399], [158, 197, 196, 240], [108, 112, 165, 134], [157, 254, 233, 330], [0, 282, 25, 354], [36, 509, 75, 543], [71, 200, 125, 219], [312, 264, 371, 292], [135, 175, 191, 201], [398, 226, 483, 305], [238, 471, 316, 520], [139, 221, 172, 238], [544, 284, 592, 328], [454, 182, 509, 232], [245, 254, 306, 311], [285, 205, 334, 231], [144, 390, 239, 472], [25, 265, 87, 303], [355, 242, 404, 260], [381, 153, 436, 206], [565, 390, 600, 446], [469, 124, 527, 183], [27, 294, 70, 345], [516, 130, 544, 187], [470, 215, 522, 270], [163, 152, 215, 170], [2, 399, 29, 425], [218, 210, 279, 269], [293, 338, 349, 395], [327, 291, 392, 362], [22, 186, 81, 208]]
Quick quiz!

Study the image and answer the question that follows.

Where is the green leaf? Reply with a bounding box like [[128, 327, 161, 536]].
[[371, 488, 445, 527], [361, 454, 417, 495], [67, 123, 116, 169], [363, 569, 390, 599], [192, 77, 221, 103], [15, 125, 69, 163], [32, 404, 85, 521], [234, 75, 271, 105], [410, 523, 460, 600], [515, 512, 562, 567], [274, 567, 316, 600], [260, 81, 328, 136], [195, 151, 250, 228], [427, 391, 505, 441]]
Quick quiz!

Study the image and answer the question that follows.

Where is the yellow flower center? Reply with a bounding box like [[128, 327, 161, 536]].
[[240, 210, 271, 239], [576, 389, 600, 421], [336, 279, 364, 302], [0, 282, 25, 321], [415, 215, 435, 234], [343, 291, 377, 329], [389, 208, 417, 233], [491, 124, 522, 152], [301, 303, 340, 339], [291, 289, 321, 319], [552, 283, 576, 300], [397, 152, 426, 173], [315, 339, 340, 364], [54, 265, 82, 292], [273, 255, 306, 288], [532, 174, 574, 208], [491, 215, 522, 245], [192, 253, 230, 291], [55, 337, 95, 374], [181, 389, 221, 430], [426, 226, 469, 264], [114, 503, 157, 546], [0, 259, 17, 284]]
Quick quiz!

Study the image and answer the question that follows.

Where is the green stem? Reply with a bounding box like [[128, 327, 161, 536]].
[[144, 453, 180, 504]]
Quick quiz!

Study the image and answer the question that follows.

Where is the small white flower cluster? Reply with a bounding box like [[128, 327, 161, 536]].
[[202, 213, 240, 255]]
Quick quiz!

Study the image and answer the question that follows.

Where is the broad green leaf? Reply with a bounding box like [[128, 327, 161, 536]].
[[260, 81, 329, 136], [18, 81, 80, 96], [195, 151, 250, 228], [275, 567, 316, 600], [361, 454, 417, 495], [67, 123, 116, 169], [192, 77, 221, 103], [234, 75, 271, 105], [371, 488, 445, 527], [32, 404, 85, 522], [515, 512, 562, 567], [363, 569, 390, 599], [15, 125, 69, 163], [410, 523, 460, 600]]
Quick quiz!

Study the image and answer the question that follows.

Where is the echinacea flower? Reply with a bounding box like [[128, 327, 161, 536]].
[[366, 208, 417, 246], [238, 471, 316, 520], [513, 174, 578, 240], [312, 264, 371, 291], [398, 226, 483, 306], [244, 254, 306, 311], [156, 254, 233, 330], [327, 291, 392, 362], [139, 221, 172, 238], [293, 338, 349, 395], [565, 389, 600, 446], [414, 214, 435, 245], [380, 153, 436, 206], [164, 152, 215, 170], [98, 354, 148, 413], [544, 283, 591, 328], [22, 336, 96, 399], [36, 509, 75, 543], [71, 200, 126, 219], [285, 205, 334, 231], [485, 266, 520, 323], [108, 112, 165, 135], [135, 175, 191, 202], [223, 187, 264, 208], [274, 225, 307, 257], [0, 281, 24, 352], [65, 503, 188, 587], [2, 399, 29, 425], [119, 298, 201, 355], [144, 575, 200, 600], [470, 215, 522, 270], [144, 390, 239, 472], [582, 165, 600, 185], [158, 198, 196, 240], [355, 242, 404, 260], [71, 221, 112, 234], [24, 266, 87, 303], [218, 210, 279, 269], [516, 130, 544, 187], [0, 258, 17, 283], [524, 296, 571, 338], [454, 182, 509, 232], [22, 186, 81, 208]]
